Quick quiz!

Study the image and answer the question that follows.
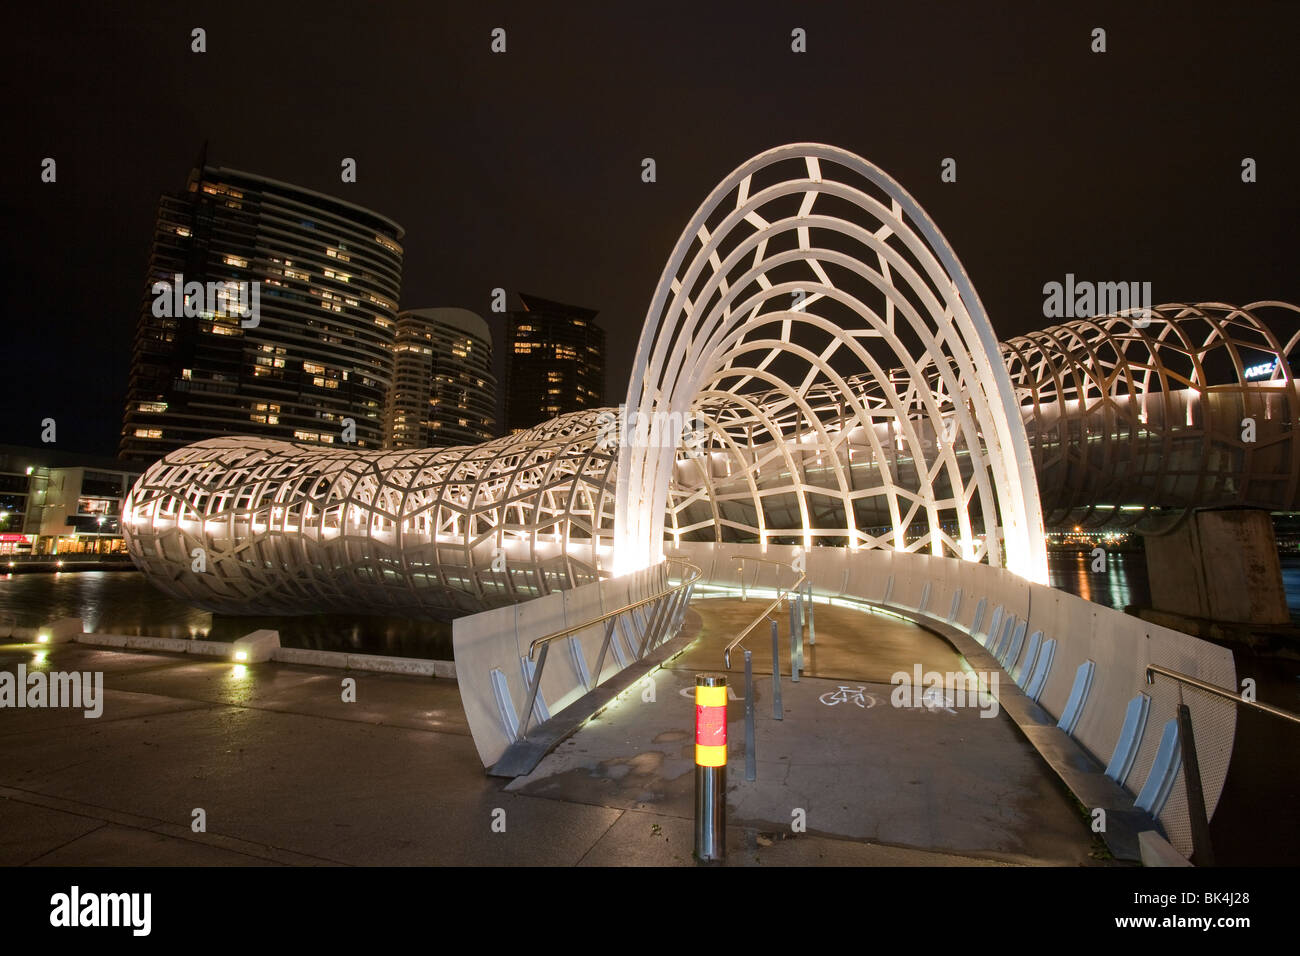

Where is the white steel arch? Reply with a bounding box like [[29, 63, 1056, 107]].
[[616, 143, 1049, 582]]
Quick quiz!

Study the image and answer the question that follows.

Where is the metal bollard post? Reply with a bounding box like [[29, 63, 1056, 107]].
[[790, 590, 800, 671], [744, 650, 756, 781], [694, 675, 727, 862], [770, 620, 783, 720], [1176, 703, 1215, 866], [789, 598, 800, 682], [806, 581, 816, 645]]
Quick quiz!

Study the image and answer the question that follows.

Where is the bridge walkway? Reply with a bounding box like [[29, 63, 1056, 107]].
[[506, 597, 1112, 865]]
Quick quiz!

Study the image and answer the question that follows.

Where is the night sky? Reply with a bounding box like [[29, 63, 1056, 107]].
[[7, 1, 1299, 457]]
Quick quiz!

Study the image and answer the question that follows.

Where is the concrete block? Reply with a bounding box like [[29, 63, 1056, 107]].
[[125, 636, 192, 653], [185, 640, 233, 658], [74, 633, 132, 648], [1138, 830, 1192, 867], [345, 653, 436, 677], [271, 647, 351, 669], [231, 629, 280, 663], [37, 617, 85, 644]]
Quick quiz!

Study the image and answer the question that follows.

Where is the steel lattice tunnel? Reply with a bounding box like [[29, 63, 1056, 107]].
[[122, 144, 1300, 617]]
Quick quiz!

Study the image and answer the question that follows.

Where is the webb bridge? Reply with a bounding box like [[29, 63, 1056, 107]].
[[121, 144, 1299, 862]]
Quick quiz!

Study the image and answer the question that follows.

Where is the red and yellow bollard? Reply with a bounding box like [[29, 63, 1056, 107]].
[[694, 674, 727, 861]]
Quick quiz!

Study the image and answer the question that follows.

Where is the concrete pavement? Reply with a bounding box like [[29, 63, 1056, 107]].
[[509, 597, 1109, 866], [0, 598, 1109, 865]]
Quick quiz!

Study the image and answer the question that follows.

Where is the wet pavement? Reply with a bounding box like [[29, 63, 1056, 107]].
[[508, 597, 1109, 866], [0, 598, 1108, 865]]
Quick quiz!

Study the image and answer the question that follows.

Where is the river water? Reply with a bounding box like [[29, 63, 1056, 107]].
[[2, 551, 1297, 659], [0, 571, 453, 659]]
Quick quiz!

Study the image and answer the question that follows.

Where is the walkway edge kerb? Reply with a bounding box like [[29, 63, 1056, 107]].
[[70, 634, 455, 679]]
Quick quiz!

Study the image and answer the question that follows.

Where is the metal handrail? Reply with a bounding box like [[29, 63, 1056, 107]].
[[724, 571, 807, 668], [733, 555, 790, 569], [1145, 664, 1300, 725], [516, 558, 701, 740], [526, 559, 702, 659]]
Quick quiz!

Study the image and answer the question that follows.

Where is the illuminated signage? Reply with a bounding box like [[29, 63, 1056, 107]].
[[1244, 360, 1277, 381]]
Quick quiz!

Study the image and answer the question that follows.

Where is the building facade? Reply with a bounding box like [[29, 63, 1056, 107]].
[[0, 446, 147, 556], [119, 154, 405, 462], [384, 308, 496, 448], [504, 293, 605, 434]]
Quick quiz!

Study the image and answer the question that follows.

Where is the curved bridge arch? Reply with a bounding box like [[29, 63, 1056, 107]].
[[617, 143, 1048, 582]]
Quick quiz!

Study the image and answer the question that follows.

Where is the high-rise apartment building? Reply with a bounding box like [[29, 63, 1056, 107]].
[[504, 293, 605, 434], [120, 153, 404, 461], [384, 308, 496, 448]]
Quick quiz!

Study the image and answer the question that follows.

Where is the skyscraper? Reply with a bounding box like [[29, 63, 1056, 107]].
[[119, 152, 404, 461], [504, 293, 605, 434], [384, 308, 496, 448]]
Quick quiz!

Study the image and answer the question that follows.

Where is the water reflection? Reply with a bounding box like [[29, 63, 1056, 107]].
[[4, 555, 1297, 660], [0, 571, 452, 659], [1048, 550, 1151, 611], [1050, 549, 1300, 623], [1280, 554, 1300, 620]]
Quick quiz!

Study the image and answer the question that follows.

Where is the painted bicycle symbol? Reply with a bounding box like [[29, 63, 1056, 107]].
[[819, 685, 877, 709]]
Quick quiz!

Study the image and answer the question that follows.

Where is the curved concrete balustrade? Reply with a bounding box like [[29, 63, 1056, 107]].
[[670, 540, 1237, 859], [452, 561, 688, 769]]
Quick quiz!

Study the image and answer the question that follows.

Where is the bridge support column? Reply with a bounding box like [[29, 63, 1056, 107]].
[[1141, 508, 1289, 631]]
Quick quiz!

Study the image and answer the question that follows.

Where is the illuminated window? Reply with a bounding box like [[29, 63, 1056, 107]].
[[303, 362, 324, 374], [137, 402, 167, 413], [134, 428, 163, 439]]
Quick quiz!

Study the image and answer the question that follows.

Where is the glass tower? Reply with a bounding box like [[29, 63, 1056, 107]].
[[120, 156, 404, 462]]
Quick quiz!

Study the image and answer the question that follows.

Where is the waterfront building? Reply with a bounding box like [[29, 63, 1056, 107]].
[[504, 293, 605, 434], [384, 308, 496, 448], [0, 446, 148, 556], [119, 150, 405, 462]]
